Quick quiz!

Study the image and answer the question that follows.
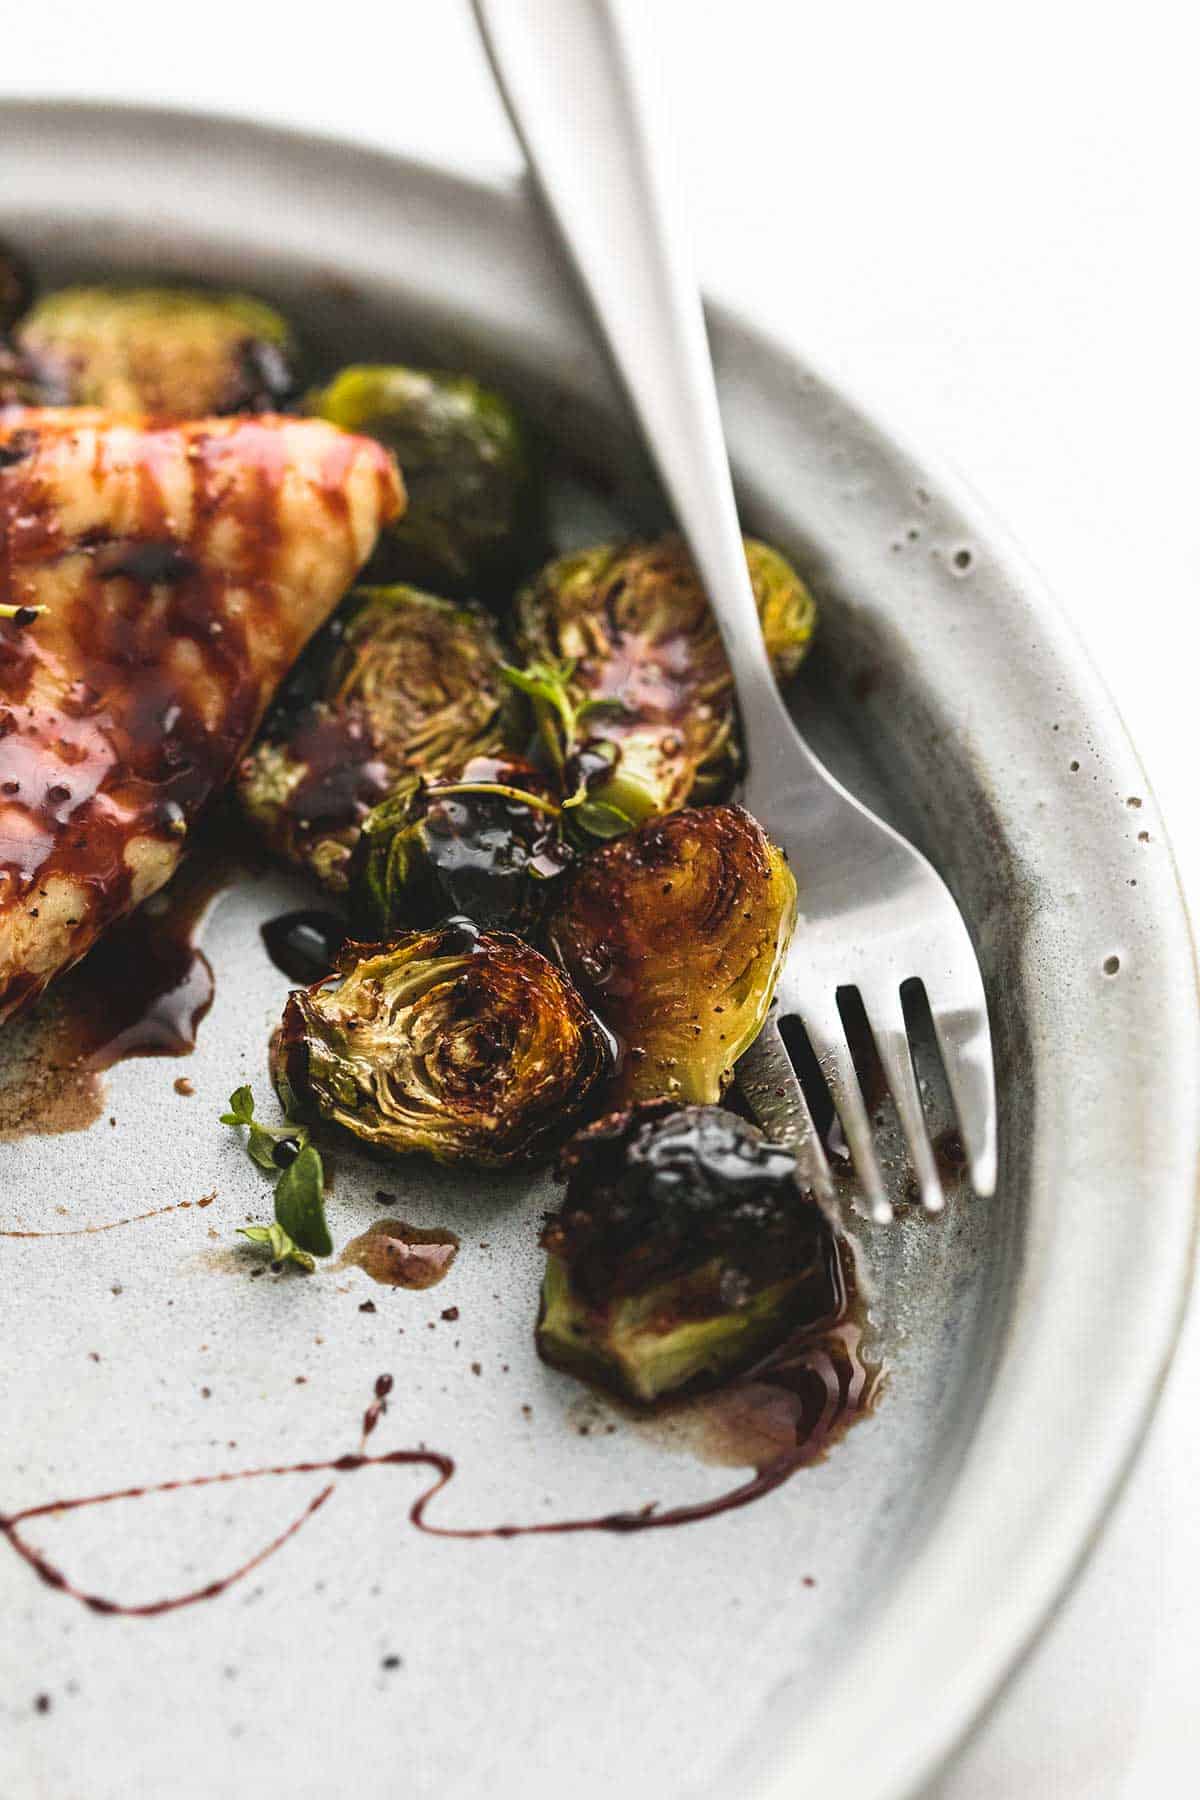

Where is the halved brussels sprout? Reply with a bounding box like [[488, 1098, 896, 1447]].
[[546, 804, 796, 1105], [512, 535, 816, 830], [308, 365, 536, 596], [13, 284, 297, 415], [238, 585, 516, 890], [271, 922, 609, 1167], [353, 752, 571, 937], [537, 1101, 840, 1404]]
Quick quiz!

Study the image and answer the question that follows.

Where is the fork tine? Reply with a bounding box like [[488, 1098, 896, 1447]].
[[802, 1000, 893, 1224], [926, 983, 998, 1198], [862, 990, 944, 1214], [735, 1011, 834, 1206]]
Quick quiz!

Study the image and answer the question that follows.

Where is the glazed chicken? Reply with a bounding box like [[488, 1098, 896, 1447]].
[[0, 408, 403, 1022]]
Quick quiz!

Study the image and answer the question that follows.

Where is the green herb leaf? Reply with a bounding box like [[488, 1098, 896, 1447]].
[[501, 657, 578, 775], [577, 694, 633, 722], [238, 1221, 316, 1273], [221, 1084, 309, 1172], [246, 1123, 294, 1172], [224, 1087, 330, 1271], [220, 1085, 255, 1125], [569, 798, 636, 840], [501, 655, 576, 722], [273, 1144, 333, 1257]]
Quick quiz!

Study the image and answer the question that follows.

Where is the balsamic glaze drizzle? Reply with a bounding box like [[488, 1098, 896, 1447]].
[[1, 1335, 877, 1618], [0, 1194, 213, 1240]]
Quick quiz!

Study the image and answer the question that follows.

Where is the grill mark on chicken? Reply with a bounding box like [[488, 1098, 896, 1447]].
[[0, 408, 403, 1022]]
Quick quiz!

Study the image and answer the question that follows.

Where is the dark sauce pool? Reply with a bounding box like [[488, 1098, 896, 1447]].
[[259, 907, 348, 984], [0, 834, 241, 1138]]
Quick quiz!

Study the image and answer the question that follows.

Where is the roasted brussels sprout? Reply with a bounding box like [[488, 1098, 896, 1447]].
[[512, 535, 816, 830], [238, 585, 515, 890], [12, 284, 297, 415], [271, 921, 609, 1167], [537, 1101, 839, 1404], [546, 804, 796, 1105], [354, 753, 571, 936], [307, 365, 536, 595]]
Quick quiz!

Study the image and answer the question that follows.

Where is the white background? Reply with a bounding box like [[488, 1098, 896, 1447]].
[[2, 2, 1196, 1792]]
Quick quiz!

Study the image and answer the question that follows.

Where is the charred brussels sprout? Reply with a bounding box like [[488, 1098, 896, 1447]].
[[512, 535, 816, 830], [354, 753, 571, 936], [308, 365, 536, 596], [13, 284, 297, 415], [238, 585, 515, 890], [546, 804, 796, 1105], [537, 1101, 840, 1403], [271, 922, 609, 1167]]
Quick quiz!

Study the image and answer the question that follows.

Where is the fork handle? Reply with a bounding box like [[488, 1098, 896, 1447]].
[[473, 0, 795, 743]]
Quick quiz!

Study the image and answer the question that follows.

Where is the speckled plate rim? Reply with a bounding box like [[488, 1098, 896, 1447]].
[[1, 97, 1197, 1800]]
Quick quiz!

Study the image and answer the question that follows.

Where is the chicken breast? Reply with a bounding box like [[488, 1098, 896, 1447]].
[[0, 408, 403, 1022]]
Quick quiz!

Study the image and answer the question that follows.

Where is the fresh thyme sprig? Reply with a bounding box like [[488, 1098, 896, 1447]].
[[221, 1085, 332, 1272], [500, 658, 636, 843]]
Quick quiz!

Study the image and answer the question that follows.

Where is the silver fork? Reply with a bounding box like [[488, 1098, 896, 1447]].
[[475, 0, 997, 1220]]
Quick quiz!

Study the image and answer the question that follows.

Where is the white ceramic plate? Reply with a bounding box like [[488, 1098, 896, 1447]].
[[1, 102, 1196, 1800]]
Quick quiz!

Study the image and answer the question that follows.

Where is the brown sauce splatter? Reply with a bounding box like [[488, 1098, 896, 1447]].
[[0, 1191, 216, 1241], [339, 1219, 460, 1289]]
